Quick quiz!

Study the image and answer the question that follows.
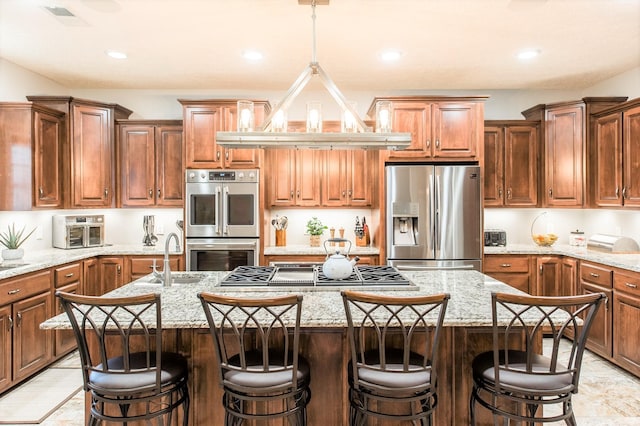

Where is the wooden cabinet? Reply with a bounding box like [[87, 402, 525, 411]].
[[83, 258, 100, 297], [267, 149, 321, 207], [613, 270, 640, 376], [536, 256, 562, 296], [367, 97, 486, 161], [592, 99, 640, 207], [579, 262, 613, 358], [322, 150, 375, 207], [0, 270, 52, 393], [52, 262, 82, 357], [91, 257, 124, 296], [0, 103, 64, 210], [27, 96, 133, 208], [483, 121, 538, 207], [522, 97, 627, 207], [117, 120, 184, 207], [125, 255, 182, 282], [180, 99, 270, 169], [483, 255, 533, 294]]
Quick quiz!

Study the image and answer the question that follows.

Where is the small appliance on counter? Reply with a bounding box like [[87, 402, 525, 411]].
[[484, 229, 507, 247], [53, 215, 104, 249], [587, 234, 640, 253], [569, 230, 586, 247]]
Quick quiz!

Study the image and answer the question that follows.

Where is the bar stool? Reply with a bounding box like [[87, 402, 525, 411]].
[[56, 291, 189, 426], [470, 292, 605, 425], [198, 293, 310, 426], [341, 290, 450, 426]]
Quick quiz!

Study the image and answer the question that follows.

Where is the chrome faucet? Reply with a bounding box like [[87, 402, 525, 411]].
[[152, 232, 181, 287]]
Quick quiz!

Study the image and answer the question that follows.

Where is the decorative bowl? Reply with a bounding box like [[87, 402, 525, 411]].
[[531, 233, 558, 247]]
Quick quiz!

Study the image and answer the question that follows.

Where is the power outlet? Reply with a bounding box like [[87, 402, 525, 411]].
[[35, 226, 43, 240], [156, 223, 164, 235]]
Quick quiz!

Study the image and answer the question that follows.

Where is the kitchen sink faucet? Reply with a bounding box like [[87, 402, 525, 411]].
[[152, 232, 181, 287]]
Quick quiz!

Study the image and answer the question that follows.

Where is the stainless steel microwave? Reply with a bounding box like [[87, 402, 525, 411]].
[[52, 215, 105, 249]]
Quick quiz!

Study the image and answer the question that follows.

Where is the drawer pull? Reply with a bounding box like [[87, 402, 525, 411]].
[[625, 282, 638, 289], [589, 272, 600, 278], [65, 273, 74, 278], [7, 289, 21, 295], [500, 263, 511, 268]]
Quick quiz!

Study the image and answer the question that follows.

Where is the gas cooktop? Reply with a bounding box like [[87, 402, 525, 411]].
[[220, 265, 413, 288]]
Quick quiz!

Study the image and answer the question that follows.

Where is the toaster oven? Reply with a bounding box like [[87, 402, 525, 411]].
[[53, 215, 105, 249], [484, 229, 507, 247]]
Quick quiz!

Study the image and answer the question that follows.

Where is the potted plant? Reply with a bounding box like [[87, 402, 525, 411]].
[[0, 224, 36, 261], [305, 217, 327, 247]]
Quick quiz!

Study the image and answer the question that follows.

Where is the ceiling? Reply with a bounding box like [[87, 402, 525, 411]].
[[1, 0, 639, 92]]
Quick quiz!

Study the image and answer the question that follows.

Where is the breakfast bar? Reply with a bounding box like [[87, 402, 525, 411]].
[[42, 269, 525, 425]]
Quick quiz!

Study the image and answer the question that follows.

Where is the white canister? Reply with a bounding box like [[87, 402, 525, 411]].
[[569, 230, 586, 247]]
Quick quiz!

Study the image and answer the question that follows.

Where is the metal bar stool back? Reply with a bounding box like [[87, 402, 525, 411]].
[[198, 293, 310, 426], [470, 291, 605, 425], [56, 291, 189, 426], [341, 290, 450, 426]]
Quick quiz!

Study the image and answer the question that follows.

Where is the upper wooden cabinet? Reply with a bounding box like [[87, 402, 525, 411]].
[[367, 96, 487, 161], [484, 121, 538, 207], [591, 98, 640, 208], [267, 149, 322, 207], [179, 99, 270, 169], [0, 103, 64, 211], [116, 120, 184, 207], [27, 96, 133, 208], [522, 97, 627, 207], [322, 150, 375, 207]]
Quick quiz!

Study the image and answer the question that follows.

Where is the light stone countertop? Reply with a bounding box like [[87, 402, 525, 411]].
[[484, 243, 640, 273], [41, 269, 524, 330]]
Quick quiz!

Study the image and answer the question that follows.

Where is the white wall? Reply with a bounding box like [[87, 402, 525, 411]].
[[1, 60, 639, 250]]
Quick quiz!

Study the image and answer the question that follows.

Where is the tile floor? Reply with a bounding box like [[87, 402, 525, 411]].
[[3, 339, 640, 425]]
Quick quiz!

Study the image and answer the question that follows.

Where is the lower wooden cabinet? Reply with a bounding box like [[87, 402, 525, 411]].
[[483, 255, 533, 294], [53, 262, 82, 357], [613, 270, 640, 376], [126, 255, 182, 282], [579, 262, 613, 358]]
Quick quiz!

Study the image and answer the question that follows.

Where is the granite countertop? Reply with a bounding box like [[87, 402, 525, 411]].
[[41, 269, 523, 330], [484, 243, 640, 273], [0, 245, 181, 280], [263, 244, 380, 256]]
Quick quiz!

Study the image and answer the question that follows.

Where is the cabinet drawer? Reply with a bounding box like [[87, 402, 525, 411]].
[[54, 263, 82, 287], [484, 256, 529, 273], [614, 271, 640, 296], [580, 262, 612, 288], [0, 270, 51, 305]]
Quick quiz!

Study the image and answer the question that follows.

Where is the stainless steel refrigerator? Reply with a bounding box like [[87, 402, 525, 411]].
[[386, 164, 482, 271]]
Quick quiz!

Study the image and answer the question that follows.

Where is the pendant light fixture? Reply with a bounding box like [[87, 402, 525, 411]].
[[216, 0, 411, 150]]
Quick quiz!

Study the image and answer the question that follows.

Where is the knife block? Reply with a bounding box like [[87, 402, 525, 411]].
[[275, 229, 286, 246]]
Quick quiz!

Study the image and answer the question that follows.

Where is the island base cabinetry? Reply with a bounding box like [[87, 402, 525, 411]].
[[613, 271, 640, 376], [81, 326, 532, 425]]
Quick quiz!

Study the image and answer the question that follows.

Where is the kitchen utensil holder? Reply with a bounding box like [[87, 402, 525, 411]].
[[275, 229, 286, 247]]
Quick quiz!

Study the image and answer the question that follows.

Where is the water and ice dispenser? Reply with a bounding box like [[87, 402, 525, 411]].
[[391, 202, 419, 246]]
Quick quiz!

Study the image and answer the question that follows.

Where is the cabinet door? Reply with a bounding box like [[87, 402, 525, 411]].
[[119, 125, 156, 207], [613, 281, 640, 375], [83, 258, 100, 296], [33, 109, 63, 208], [483, 126, 504, 206], [536, 256, 561, 297], [184, 106, 224, 168], [545, 105, 584, 206], [387, 102, 431, 159], [322, 150, 348, 207], [97, 257, 124, 296], [156, 125, 184, 206], [0, 304, 11, 393], [267, 149, 296, 206], [127, 256, 181, 282], [581, 281, 612, 359], [296, 150, 321, 206], [623, 105, 640, 206], [71, 103, 113, 207], [505, 125, 538, 206], [13, 292, 52, 382], [348, 150, 373, 207], [432, 102, 478, 158], [54, 282, 78, 357], [593, 112, 623, 206], [223, 106, 262, 168]]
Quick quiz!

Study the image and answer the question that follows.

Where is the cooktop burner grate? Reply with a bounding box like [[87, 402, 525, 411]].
[[220, 265, 412, 287]]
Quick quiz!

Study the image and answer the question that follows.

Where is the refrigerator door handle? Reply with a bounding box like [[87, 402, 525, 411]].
[[434, 173, 440, 254], [430, 173, 436, 254]]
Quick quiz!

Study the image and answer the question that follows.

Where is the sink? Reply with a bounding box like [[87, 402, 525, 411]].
[[133, 276, 201, 286]]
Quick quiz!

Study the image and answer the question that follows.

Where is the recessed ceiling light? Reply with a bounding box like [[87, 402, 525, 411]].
[[517, 49, 541, 60], [380, 50, 402, 62], [242, 50, 264, 61], [106, 50, 127, 59]]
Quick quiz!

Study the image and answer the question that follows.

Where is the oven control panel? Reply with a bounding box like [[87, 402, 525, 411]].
[[186, 169, 259, 183]]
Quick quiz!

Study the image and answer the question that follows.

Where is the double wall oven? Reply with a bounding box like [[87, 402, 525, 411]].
[[185, 169, 259, 271]]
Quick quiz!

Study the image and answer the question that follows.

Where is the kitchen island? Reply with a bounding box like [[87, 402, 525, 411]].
[[42, 269, 525, 425]]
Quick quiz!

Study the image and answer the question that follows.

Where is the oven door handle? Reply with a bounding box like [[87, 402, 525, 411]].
[[222, 185, 229, 235], [215, 186, 222, 235], [188, 242, 258, 249]]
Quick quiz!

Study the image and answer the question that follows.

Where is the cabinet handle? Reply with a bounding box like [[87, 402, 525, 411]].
[[7, 289, 21, 295], [342, 190, 346, 197], [157, 189, 161, 198], [216, 151, 221, 160], [500, 263, 511, 268], [622, 187, 629, 199], [65, 273, 74, 278], [426, 140, 431, 149], [507, 188, 512, 200], [498, 188, 503, 199], [590, 272, 600, 278], [8, 316, 13, 330], [104, 188, 109, 198], [39, 187, 44, 198], [435, 139, 440, 149], [225, 151, 229, 160], [615, 187, 620, 198], [548, 188, 553, 198], [17, 312, 22, 327], [149, 189, 153, 198], [290, 190, 294, 200], [348, 190, 352, 198], [117, 265, 121, 274], [625, 282, 638, 289], [297, 190, 300, 199]]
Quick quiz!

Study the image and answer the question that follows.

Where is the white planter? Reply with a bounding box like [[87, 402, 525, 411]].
[[1, 248, 24, 261]]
